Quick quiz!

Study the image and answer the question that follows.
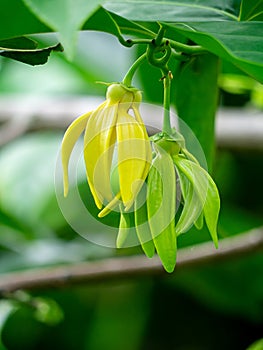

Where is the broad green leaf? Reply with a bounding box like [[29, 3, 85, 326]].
[[239, 0, 263, 21], [105, 0, 238, 22], [175, 157, 220, 248], [0, 43, 62, 66], [83, 7, 155, 43], [147, 145, 176, 272], [174, 53, 219, 170], [23, 0, 103, 58], [97, 3, 263, 83], [164, 22, 263, 83], [0, 0, 50, 41]]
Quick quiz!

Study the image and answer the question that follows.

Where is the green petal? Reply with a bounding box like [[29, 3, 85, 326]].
[[194, 212, 204, 230], [116, 204, 130, 248], [84, 102, 117, 209], [147, 144, 177, 273], [174, 156, 220, 248], [175, 170, 203, 234], [61, 111, 91, 197], [134, 186, 155, 258]]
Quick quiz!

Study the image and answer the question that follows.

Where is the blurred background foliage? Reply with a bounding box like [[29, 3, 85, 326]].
[[0, 7, 263, 350]]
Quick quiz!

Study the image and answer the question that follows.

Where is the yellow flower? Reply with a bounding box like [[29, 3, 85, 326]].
[[61, 83, 152, 215]]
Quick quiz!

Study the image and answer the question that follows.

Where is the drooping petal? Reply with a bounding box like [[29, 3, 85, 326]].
[[116, 110, 150, 210], [134, 185, 155, 258], [133, 105, 152, 179], [84, 102, 118, 209], [61, 111, 91, 197], [147, 144, 177, 273], [174, 168, 203, 234], [174, 156, 220, 248]]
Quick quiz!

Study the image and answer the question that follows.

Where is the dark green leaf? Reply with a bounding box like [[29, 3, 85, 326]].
[[239, 0, 263, 21], [174, 53, 219, 170], [0, 37, 37, 50], [0, 43, 63, 66], [0, 0, 50, 41]]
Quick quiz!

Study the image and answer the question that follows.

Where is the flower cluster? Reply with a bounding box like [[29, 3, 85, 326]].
[[61, 83, 152, 216], [61, 82, 220, 273]]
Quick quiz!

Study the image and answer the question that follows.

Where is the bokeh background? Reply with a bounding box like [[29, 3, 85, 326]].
[[0, 28, 263, 350]]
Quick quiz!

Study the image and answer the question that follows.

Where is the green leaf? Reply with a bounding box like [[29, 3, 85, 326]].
[[0, 37, 37, 50], [174, 53, 219, 170], [175, 157, 220, 248], [0, 0, 50, 41], [164, 22, 263, 83], [104, 0, 238, 22], [147, 144, 177, 273], [239, 0, 263, 21], [23, 0, 104, 59], [0, 43, 63, 65], [84, 6, 155, 40], [97, 3, 263, 83]]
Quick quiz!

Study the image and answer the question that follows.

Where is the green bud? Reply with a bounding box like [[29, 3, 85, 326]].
[[156, 138, 181, 156], [106, 83, 127, 103]]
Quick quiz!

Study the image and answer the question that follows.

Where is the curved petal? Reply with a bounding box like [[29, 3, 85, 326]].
[[61, 111, 91, 197], [133, 105, 152, 176], [116, 111, 150, 210], [84, 102, 118, 209], [174, 156, 220, 248]]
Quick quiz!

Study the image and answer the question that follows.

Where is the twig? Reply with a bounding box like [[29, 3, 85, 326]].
[[0, 227, 262, 293]]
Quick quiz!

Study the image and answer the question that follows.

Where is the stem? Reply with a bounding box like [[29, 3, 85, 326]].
[[122, 52, 147, 87], [162, 72, 173, 134], [125, 39, 153, 47], [169, 39, 208, 55], [0, 227, 262, 293]]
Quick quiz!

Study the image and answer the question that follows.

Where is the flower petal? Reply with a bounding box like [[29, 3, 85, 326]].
[[147, 144, 177, 273], [175, 170, 203, 234], [116, 111, 150, 210], [84, 103, 117, 209], [174, 156, 220, 248], [61, 111, 91, 197]]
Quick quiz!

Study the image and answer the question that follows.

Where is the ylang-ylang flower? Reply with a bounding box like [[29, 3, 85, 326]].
[[61, 83, 152, 215]]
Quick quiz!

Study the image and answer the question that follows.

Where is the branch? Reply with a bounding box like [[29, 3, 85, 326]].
[[0, 227, 262, 293]]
